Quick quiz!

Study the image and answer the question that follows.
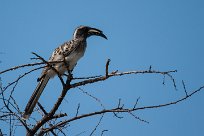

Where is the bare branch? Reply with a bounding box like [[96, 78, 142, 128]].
[[89, 114, 104, 136], [29, 73, 72, 135], [2, 55, 203, 136], [50, 84, 204, 128], [77, 87, 105, 109], [128, 111, 149, 123], [166, 73, 177, 90], [0, 62, 44, 75], [71, 69, 177, 88], [2, 66, 44, 93]]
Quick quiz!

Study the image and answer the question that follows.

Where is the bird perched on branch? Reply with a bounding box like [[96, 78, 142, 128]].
[[23, 26, 107, 119]]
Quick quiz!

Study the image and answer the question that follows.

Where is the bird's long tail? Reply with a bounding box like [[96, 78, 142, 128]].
[[23, 75, 50, 119]]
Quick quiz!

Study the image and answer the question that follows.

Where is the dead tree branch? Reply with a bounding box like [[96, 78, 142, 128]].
[[0, 53, 203, 136], [42, 84, 204, 131]]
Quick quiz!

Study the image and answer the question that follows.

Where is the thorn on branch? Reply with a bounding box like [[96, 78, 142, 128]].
[[149, 65, 152, 71], [105, 59, 111, 78], [75, 103, 80, 117], [117, 98, 124, 109], [162, 75, 166, 85], [182, 80, 188, 96], [110, 70, 118, 75], [133, 97, 141, 109], [101, 130, 108, 136]]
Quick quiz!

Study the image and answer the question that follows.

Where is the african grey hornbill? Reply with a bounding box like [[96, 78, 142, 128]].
[[23, 26, 107, 119]]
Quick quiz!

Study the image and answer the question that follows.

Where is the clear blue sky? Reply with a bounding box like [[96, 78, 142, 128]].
[[0, 0, 204, 136]]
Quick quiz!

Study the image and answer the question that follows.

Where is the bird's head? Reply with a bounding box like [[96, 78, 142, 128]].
[[73, 26, 107, 40]]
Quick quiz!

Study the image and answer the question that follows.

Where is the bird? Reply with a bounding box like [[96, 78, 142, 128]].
[[22, 26, 107, 119]]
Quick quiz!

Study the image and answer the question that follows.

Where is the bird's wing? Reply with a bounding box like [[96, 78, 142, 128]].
[[37, 40, 78, 79], [23, 39, 82, 119], [49, 39, 80, 61]]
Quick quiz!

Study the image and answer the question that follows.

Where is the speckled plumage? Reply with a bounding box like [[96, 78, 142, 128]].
[[41, 38, 87, 79], [23, 26, 107, 119]]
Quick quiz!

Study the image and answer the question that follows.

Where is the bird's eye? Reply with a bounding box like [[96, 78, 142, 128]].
[[78, 30, 83, 35], [79, 28, 86, 35]]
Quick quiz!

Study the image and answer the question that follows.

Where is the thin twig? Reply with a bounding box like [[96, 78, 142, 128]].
[[2, 66, 44, 93], [75, 103, 80, 117], [89, 114, 104, 136], [133, 97, 141, 109], [105, 59, 111, 77], [47, 84, 204, 128], [128, 111, 149, 123], [182, 80, 188, 96], [0, 62, 44, 75], [71, 69, 177, 88], [101, 130, 108, 136], [78, 87, 105, 109]]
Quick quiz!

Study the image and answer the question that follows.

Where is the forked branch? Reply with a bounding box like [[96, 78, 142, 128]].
[[0, 54, 203, 136]]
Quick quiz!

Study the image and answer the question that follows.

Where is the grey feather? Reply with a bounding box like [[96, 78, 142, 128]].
[[22, 76, 50, 119], [22, 26, 107, 119]]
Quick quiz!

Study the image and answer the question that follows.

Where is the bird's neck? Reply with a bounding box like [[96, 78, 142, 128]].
[[73, 35, 87, 41]]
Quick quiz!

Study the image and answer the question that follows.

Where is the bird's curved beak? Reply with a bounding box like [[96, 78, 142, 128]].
[[88, 28, 108, 39]]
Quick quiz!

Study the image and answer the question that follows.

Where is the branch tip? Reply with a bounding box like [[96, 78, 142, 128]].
[[105, 59, 111, 77]]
